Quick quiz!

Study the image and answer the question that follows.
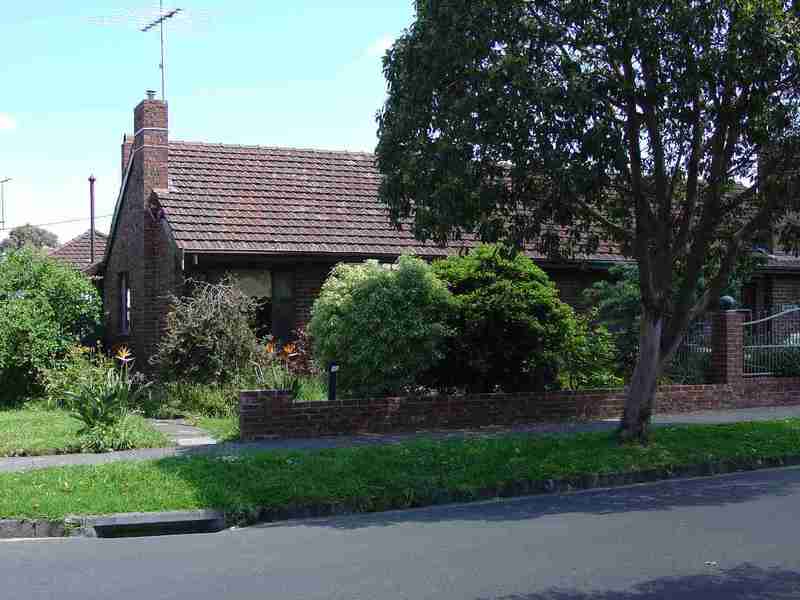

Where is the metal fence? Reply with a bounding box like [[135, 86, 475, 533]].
[[743, 307, 800, 377], [664, 318, 713, 384]]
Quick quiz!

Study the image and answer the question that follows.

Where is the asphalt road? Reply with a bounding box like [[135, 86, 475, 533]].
[[4, 467, 800, 599]]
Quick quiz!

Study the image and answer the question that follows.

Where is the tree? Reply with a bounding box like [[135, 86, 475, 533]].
[[0, 224, 58, 252], [376, 0, 800, 442]]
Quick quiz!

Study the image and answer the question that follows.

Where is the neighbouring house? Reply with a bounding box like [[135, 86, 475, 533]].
[[100, 94, 800, 366], [48, 229, 107, 276]]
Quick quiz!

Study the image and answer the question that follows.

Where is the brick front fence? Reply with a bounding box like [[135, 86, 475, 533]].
[[240, 311, 800, 440]]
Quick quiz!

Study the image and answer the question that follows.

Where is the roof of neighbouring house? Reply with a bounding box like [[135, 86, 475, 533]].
[[49, 229, 108, 274], [151, 141, 626, 264]]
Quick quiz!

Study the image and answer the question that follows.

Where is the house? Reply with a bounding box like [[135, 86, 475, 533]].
[[48, 229, 107, 276], [101, 94, 800, 365]]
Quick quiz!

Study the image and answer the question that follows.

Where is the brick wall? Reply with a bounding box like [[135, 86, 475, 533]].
[[294, 262, 335, 332], [240, 378, 800, 440]]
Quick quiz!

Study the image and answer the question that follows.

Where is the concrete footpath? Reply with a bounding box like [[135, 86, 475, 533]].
[[2, 405, 800, 474]]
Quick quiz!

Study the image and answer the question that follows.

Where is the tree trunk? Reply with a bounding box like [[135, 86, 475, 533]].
[[619, 310, 663, 444]]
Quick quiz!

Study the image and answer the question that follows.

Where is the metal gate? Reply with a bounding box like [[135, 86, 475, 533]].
[[743, 307, 800, 376]]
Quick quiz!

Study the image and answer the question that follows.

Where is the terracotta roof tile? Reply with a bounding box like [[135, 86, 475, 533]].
[[154, 141, 626, 263], [49, 229, 107, 273]]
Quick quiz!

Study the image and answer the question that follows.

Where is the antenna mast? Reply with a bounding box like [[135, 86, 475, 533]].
[[141, 3, 182, 102], [0, 178, 10, 231]]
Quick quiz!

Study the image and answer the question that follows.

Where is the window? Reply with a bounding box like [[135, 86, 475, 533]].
[[119, 272, 131, 334], [271, 270, 295, 343]]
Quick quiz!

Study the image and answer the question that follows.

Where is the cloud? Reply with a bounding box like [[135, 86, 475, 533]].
[[366, 34, 395, 58], [0, 113, 16, 131]]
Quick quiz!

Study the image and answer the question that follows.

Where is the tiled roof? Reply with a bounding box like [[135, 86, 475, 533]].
[[49, 229, 107, 273], [155, 141, 626, 263]]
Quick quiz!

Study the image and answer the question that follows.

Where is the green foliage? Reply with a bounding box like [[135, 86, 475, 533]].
[[65, 350, 150, 434], [430, 246, 576, 392], [584, 265, 642, 374], [77, 416, 165, 454], [151, 278, 260, 384], [309, 256, 454, 397], [146, 381, 241, 419], [559, 311, 624, 391], [0, 248, 101, 404], [663, 351, 713, 385], [40, 345, 115, 410], [0, 224, 58, 252]]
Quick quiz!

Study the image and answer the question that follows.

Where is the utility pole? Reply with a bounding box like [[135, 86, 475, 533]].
[[0, 178, 10, 231]]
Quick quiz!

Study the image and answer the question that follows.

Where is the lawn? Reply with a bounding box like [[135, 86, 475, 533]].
[[0, 408, 170, 457], [3, 419, 800, 520], [194, 415, 240, 442]]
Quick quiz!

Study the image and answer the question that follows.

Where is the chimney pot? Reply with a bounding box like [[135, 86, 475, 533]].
[[146, 90, 156, 100]]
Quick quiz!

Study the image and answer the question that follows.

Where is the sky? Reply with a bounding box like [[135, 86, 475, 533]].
[[0, 1, 415, 245]]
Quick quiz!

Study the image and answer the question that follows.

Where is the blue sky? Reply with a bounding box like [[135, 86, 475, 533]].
[[0, 1, 414, 244]]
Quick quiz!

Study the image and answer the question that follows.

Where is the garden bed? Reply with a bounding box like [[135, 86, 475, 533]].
[[3, 419, 800, 520]]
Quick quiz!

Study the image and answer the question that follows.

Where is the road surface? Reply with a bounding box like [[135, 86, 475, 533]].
[[3, 467, 800, 599]]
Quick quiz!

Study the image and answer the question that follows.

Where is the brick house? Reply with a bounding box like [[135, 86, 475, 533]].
[[101, 95, 800, 365]]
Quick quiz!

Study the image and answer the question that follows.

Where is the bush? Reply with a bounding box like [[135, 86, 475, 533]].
[[41, 344, 116, 409], [0, 248, 101, 404], [559, 310, 624, 390], [151, 278, 260, 384], [430, 245, 577, 393], [146, 381, 241, 419], [309, 256, 453, 397], [78, 416, 158, 453], [64, 348, 150, 432]]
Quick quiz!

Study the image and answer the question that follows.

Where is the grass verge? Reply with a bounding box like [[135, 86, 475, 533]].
[[0, 408, 170, 457], [3, 419, 800, 520], [194, 415, 240, 442]]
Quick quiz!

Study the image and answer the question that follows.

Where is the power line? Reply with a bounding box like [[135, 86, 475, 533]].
[[0, 214, 112, 233]]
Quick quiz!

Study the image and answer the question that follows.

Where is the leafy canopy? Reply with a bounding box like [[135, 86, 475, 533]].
[[377, 0, 800, 363], [0, 224, 58, 252]]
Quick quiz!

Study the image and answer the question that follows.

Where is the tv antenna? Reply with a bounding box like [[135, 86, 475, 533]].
[[0, 178, 10, 231], [141, 2, 181, 102], [89, 4, 209, 102]]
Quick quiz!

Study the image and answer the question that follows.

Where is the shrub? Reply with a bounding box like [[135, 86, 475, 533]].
[[309, 256, 453, 397], [430, 245, 577, 393], [64, 348, 150, 432], [151, 278, 260, 384], [559, 311, 624, 390], [41, 344, 116, 409], [146, 381, 240, 419], [0, 248, 101, 404]]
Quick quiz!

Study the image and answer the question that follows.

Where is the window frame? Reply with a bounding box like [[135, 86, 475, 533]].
[[119, 272, 131, 335]]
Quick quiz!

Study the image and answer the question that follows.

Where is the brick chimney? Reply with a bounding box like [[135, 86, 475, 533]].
[[132, 91, 168, 200]]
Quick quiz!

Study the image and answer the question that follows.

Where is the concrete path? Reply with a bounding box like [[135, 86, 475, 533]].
[[4, 466, 800, 599], [2, 405, 800, 474], [148, 419, 216, 447]]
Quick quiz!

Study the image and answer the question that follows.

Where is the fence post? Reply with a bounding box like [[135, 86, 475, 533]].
[[711, 310, 746, 384]]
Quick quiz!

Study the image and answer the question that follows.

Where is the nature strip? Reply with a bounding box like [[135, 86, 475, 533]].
[[4, 453, 800, 539]]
